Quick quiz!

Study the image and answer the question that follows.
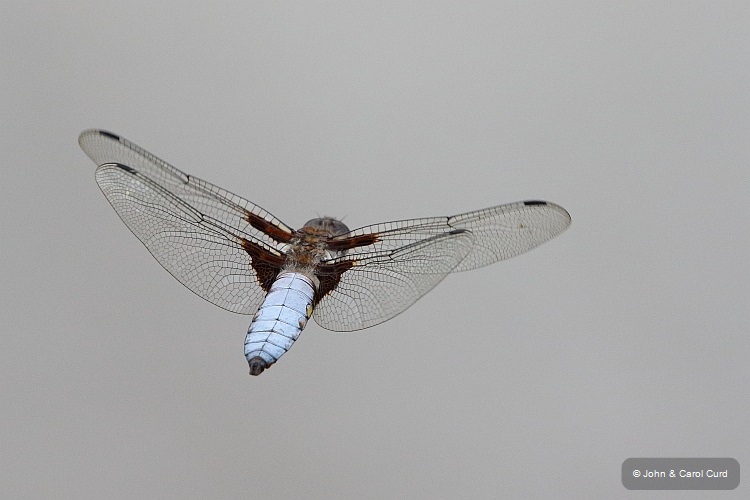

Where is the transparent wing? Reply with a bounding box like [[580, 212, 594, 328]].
[[442, 200, 570, 271], [79, 130, 292, 315], [313, 200, 570, 331], [313, 229, 476, 331]]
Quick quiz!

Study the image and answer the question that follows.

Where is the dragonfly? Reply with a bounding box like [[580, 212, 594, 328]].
[[79, 130, 571, 376]]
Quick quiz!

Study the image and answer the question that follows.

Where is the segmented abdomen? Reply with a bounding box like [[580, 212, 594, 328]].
[[244, 272, 315, 375]]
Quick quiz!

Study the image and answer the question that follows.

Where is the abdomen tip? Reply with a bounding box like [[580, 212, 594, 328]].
[[248, 357, 268, 376]]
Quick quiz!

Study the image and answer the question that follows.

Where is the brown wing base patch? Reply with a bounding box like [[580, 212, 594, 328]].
[[314, 260, 355, 306], [243, 211, 294, 244], [240, 238, 285, 293], [328, 233, 379, 251]]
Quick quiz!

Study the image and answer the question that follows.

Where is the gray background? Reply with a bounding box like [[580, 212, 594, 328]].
[[1, 2, 747, 498]]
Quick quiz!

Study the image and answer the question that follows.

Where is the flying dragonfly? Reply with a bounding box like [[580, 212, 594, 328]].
[[79, 130, 571, 376]]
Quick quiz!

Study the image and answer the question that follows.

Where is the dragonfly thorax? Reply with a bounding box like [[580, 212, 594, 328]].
[[282, 217, 350, 274]]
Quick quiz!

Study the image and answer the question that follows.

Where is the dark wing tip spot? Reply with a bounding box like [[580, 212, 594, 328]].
[[99, 130, 120, 141], [113, 163, 137, 174], [524, 200, 547, 206], [448, 228, 468, 235], [248, 357, 268, 376]]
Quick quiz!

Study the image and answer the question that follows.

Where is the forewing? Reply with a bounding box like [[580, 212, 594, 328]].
[[444, 200, 571, 271], [338, 200, 570, 271], [313, 228, 475, 331], [79, 130, 291, 314], [312, 200, 570, 331]]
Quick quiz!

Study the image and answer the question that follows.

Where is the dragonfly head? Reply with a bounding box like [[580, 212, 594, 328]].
[[301, 217, 350, 237]]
